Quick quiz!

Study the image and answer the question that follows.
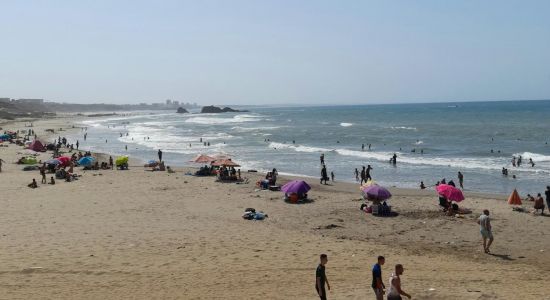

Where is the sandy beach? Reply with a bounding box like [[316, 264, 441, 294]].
[[0, 117, 548, 299]]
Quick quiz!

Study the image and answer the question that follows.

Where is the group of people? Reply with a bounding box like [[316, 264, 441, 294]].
[[315, 255, 411, 300], [511, 155, 535, 168]]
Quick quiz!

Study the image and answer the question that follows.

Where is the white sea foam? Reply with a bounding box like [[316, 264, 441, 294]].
[[415, 140, 424, 145], [340, 122, 353, 127], [390, 126, 417, 131], [514, 152, 550, 162], [185, 114, 262, 125], [231, 126, 281, 132]]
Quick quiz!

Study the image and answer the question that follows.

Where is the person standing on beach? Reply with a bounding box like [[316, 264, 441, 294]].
[[76, 140, 79, 150], [372, 256, 385, 300], [315, 254, 330, 300], [477, 209, 494, 254], [320, 165, 328, 185], [387, 264, 412, 300], [0, 158, 4, 173], [355, 168, 359, 182], [158, 149, 163, 162], [545, 186, 550, 213], [330, 171, 335, 182], [458, 171, 464, 189], [109, 156, 113, 170], [360, 166, 366, 185], [40, 163, 46, 184], [366, 165, 373, 181]]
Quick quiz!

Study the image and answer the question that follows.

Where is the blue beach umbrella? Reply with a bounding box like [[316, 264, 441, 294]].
[[78, 156, 95, 166]]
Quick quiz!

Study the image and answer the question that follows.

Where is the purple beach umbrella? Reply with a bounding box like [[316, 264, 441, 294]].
[[281, 180, 311, 194], [361, 184, 392, 201]]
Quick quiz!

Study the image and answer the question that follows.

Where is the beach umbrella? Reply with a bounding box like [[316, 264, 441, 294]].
[[190, 154, 215, 163], [115, 156, 129, 166], [45, 159, 61, 166], [78, 156, 95, 167], [57, 156, 71, 166], [361, 184, 392, 201], [281, 180, 311, 194], [211, 159, 240, 167], [436, 184, 465, 202], [508, 189, 522, 205]]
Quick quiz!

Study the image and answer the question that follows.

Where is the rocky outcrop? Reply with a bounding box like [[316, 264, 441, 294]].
[[200, 105, 248, 113], [176, 107, 189, 114]]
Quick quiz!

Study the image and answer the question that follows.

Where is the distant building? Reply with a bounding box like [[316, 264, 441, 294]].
[[16, 98, 44, 104]]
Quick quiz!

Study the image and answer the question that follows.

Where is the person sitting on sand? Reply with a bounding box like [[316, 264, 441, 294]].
[[28, 178, 38, 188], [526, 194, 535, 202], [420, 181, 426, 189], [534, 193, 545, 215], [166, 166, 175, 173], [49, 176, 55, 185]]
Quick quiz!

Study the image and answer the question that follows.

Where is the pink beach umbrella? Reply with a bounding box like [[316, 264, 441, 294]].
[[436, 184, 464, 202], [57, 156, 71, 167]]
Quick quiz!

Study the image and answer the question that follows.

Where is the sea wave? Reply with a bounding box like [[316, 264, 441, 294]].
[[390, 126, 417, 131], [513, 152, 550, 162], [340, 122, 353, 127], [185, 114, 262, 125], [231, 126, 281, 132]]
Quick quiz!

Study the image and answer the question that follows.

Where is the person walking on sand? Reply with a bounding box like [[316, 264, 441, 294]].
[[387, 264, 412, 300], [40, 163, 47, 184], [477, 209, 494, 254], [330, 171, 335, 182], [315, 254, 330, 300], [360, 166, 366, 185], [366, 165, 373, 182], [372, 256, 386, 300], [158, 149, 163, 162], [458, 171, 464, 189]]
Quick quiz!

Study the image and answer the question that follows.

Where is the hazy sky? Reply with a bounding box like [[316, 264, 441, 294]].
[[1, 1, 549, 105]]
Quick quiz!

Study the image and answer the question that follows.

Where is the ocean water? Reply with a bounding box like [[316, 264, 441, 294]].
[[69, 100, 550, 195]]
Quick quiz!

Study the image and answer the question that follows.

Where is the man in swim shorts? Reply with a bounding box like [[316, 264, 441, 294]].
[[477, 209, 493, 253]]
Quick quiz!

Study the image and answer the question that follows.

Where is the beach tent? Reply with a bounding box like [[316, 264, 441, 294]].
[[78, 156, 95, 167], [190, 154, 215, 164], [0, 134, 10, 141], [508, 189, 522, 205], [211, 159, 240, 167], [115, 156, 129, 166], [21, 157, 38, 165], [28, 140, 45, 152], [45, 159, 61, 166]]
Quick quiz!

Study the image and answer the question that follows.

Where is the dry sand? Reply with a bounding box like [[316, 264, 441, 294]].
[[0, 117, 548, 299]]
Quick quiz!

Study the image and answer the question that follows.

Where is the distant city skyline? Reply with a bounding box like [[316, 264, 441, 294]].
[[1, 1, 549, 105]]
